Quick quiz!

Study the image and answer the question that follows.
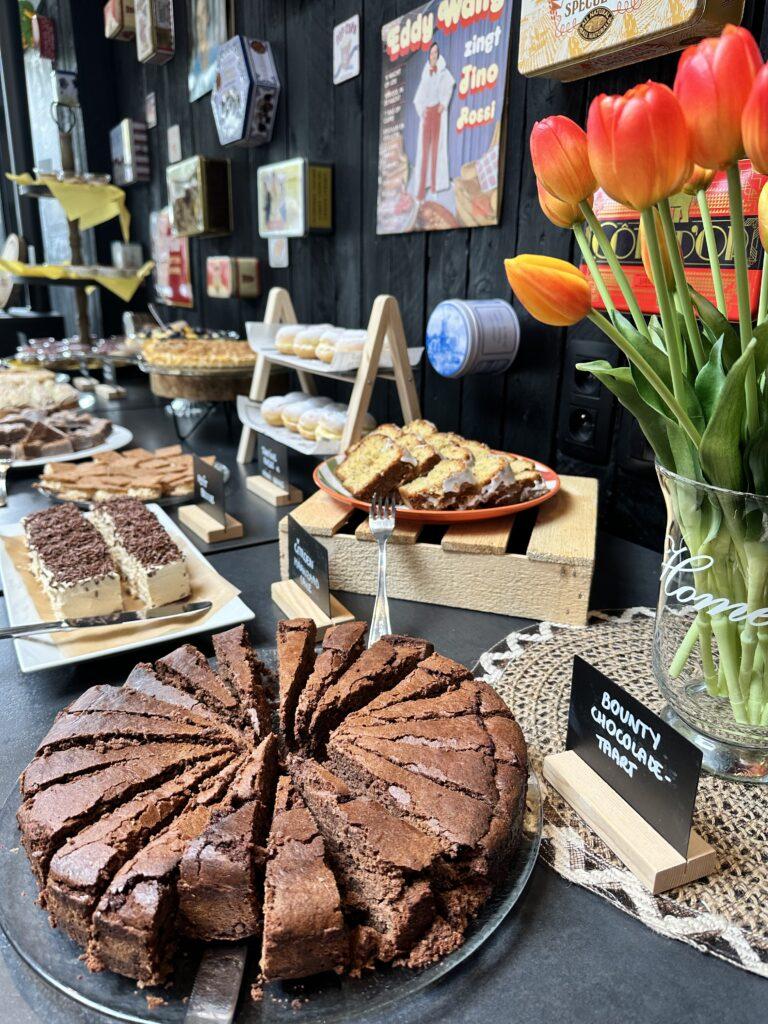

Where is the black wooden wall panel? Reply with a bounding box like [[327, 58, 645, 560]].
[[69, 0, 768, 547]]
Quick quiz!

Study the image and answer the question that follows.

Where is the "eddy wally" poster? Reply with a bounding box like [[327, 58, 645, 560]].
[[376, 0, 512, 235]]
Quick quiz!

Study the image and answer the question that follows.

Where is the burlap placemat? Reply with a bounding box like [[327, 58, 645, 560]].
[[476, 609, 768, 979]]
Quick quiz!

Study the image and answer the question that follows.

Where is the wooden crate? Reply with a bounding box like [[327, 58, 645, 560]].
[[278, 475, 598, 626]]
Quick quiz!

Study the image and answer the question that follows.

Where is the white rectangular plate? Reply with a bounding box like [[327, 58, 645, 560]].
[[0, 504, 254, 672]]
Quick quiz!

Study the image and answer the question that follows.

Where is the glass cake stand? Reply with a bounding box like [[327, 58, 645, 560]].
[[0, 771, 541, 1023]]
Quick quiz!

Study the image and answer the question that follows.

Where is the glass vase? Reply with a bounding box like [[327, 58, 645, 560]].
[[654, 464, 768, 782]]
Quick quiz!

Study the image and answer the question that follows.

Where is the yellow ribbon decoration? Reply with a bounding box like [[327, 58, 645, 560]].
[[5, 173, 131, 241], [0, 259, 154, 302]]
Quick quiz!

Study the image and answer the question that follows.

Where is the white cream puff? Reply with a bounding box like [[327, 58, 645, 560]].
[[281, 395, 333, 432], [293, 323, 333, 360], [260, 391, 305, 426], [316, 328, 342, 363], [275, 325, 304, 354]]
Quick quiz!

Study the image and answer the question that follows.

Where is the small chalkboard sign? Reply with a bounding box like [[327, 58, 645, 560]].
[[257, 436, 289, 491], [287, 515, 330, 617], [193, 455, 226, 527], [566, 657, 702, 857]]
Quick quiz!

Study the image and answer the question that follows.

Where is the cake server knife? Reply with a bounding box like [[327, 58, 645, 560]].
[[0, 599, 212, 639], [184, 945, 248, 1024]]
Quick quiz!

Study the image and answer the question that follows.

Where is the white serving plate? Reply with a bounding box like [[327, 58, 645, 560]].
[[0, 503, 254, 672], [10, 423, 133, 468]]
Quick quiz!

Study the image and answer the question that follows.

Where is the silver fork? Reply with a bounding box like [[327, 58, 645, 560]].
[[368, 492, 396, 646], [0, 457, 12, 508]]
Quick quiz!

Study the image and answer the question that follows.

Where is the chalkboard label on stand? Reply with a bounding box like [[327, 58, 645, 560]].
[[258, 436, 289, 491], [566, 656, 702, 856], [287, 515, 330, 617], [193, 455, 226, 527]]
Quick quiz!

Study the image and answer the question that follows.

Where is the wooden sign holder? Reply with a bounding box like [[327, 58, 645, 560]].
[[236, 287, 421, 497], [178, 504, 244, 544], [271, 579, 353, 639], [543, 750, 718, 895]]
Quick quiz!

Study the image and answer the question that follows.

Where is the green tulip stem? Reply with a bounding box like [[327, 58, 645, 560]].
[[697, 188, 727, 315], [640, 208, 689, 412], [726, 163, 759, 436], [759, 251, 768, 325], [588, 310, 702, 446], [579, 201, 649, 336], [573, 222, 615, 312], [658, 200, 706, 372]]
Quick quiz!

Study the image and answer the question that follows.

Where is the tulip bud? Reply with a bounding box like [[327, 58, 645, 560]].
[[682, 164, 716, 196], [639, 210, 678, 289], [759, 182, 768, 252], [674, 24, 763, 169], [529, 116, 597, 206], [504, 254, 592, 327], [536, 179, 587, 229], [743, 64, 768, 175], [587, 82, 691, 210]]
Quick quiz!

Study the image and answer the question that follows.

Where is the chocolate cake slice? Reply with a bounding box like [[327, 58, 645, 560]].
[[45, 749, 234, 946], [260, 776, 347, 981], [89, 758, 245, 986], [17, 741, 224, 885], [156, 644, 242, 724], [307, 635, 433, 752], [292, 758, 442, 966], [124, 663, 245, 749], [20, 741, 151, 799], [177, 734, 279, 941], [212, 625, 273, 738], [276, 618, 316, 744], [293, 621, 367, 749], [354, 652, 473, 718]]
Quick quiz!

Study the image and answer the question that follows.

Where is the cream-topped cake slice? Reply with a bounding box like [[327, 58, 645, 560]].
[[89, 497, 191, 608], [22, 504, 123, 618]]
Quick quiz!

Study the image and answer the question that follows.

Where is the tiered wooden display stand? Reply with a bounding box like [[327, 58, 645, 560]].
[[277, 476, 598, 627], [236, 287, 421, 504]]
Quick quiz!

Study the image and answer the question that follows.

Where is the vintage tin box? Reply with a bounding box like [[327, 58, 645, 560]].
[[109, 119, 150, 186], [104, 0, 135, 41], [166, 156, 233, 237], [518, 0, 745, 81], [206, 256, 261, 299], [135, 0, 174, 65], [256, 158, 332, 238], [211, 36, 280, 148]]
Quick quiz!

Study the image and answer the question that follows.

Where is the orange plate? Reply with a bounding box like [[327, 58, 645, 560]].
[[312, 453, 561, 524]]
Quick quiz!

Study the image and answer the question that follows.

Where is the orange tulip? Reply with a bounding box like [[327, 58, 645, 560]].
[[639, 210, 678, 289], [536, 179, 586, 229], [682, 164, 716, 196], [529, 116, 596, 206], [504, 255, 592, 327], [759, 182, 768, 251], [587, 82, 691, 209], [674, 24, 763, 169], [743, 63, 768, 175]]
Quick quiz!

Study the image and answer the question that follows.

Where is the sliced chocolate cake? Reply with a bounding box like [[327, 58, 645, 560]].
[[212, 625, 273, 739], [293, 621, 367, 748], [156, 643, 242, 724], [88, 759, 245, 986], [16, 622, 528, 991], [291, 758, 442, 966], [177, 734, 278, 941], [261, 776, 347, 981], [276, 617, 317, 744], [44, 750, 234, 946], [307, 634, 433, 752]]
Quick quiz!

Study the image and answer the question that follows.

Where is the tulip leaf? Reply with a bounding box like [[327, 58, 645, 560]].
[[699, 340, 761, 490], [621, 321, 705, 432], [575, 359, 673, 468], [694, 336, 726, 423], [746, 423, 768, 495], [751, 322, 768, 379], [688, 286, 740, 370], [666, 421, 703, 482]]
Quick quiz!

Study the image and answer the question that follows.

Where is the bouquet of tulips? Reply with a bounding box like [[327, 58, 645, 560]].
[[505, 24, 768, 731]]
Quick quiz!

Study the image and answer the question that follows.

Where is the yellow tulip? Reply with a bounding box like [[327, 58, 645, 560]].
[[504, 255, 592, 327]]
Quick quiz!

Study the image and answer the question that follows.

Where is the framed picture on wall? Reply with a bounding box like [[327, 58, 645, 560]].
[[376, 0, 513, 234], [188, 0, 233, 102], [149, 207, 194, 308]]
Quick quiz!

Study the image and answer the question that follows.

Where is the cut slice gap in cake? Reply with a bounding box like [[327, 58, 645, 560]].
[[293, 621, 367, 749]]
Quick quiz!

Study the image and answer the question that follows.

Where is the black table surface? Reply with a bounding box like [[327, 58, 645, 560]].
[[0, 392, 762, 1022]]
